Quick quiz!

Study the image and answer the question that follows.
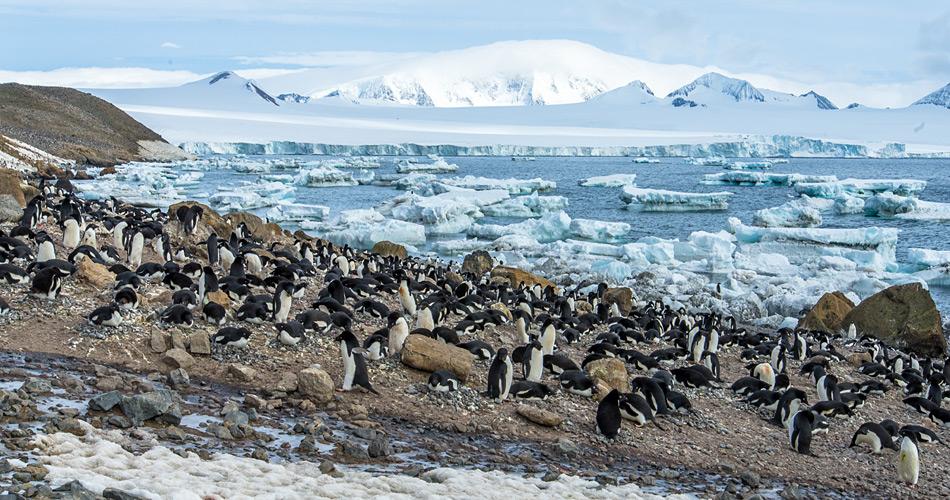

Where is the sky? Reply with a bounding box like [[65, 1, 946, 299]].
[[0, 0, 948, 107]]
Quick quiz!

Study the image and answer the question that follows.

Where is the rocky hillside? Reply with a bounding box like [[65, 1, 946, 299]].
[[0, 83, 190, 167]]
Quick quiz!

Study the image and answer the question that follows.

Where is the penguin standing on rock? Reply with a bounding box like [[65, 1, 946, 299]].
[[487, 347, 513, 401], [336, 330, 378, 394]]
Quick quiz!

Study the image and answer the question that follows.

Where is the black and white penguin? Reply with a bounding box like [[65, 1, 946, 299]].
[[272, 281, 295, 323], [816, 372, 840, 402], [773, 388, 808, 428], [336, 330, 378, 394], [112, 286, 139, 311], [398, 277, 416, 316], [212, 326, 251, 348], [558, 370, 598, 397], [619, 392, 656, 427], [509, 381, 555, 400], [631, 376, 671, 416], [513, 309, 531, 344], [202, 301, 227, 325], [522, 340, 544, 383], [850, 422, 899, 454], [897, 436, 920, 486], [206, 233, 219, 267], [899, 425, 943, 446], [427, 370, 460, 392], [62, 218, 81, 250], [387, 312, 410, 355], [487, 347, 513, 401], [276, 321, 306, 346], [596, 389, 622, 439], [30, 267, 64, 299], [36, 236, 55, 263], [355, 299, 389, 319], [127, 231, 145, 269], [87, 303, 122, 327], [788, 410, 816, 454], [362, 333, 388, 361], [172, 289, 198, 310], [928, 407, 950, 428], [236, 302, 269, 324], [458, 339, 494, 360], [159, 304, 194, 327], [539, 318, 557, 356], [0, 264, 30, 285]]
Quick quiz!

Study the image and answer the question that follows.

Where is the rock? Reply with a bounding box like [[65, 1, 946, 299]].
[[367, 434, 392, 458], [95, 375, 123, 391], [401, 334, 475, 382], [99, 166, 117, 176], [119, 390, 180, 426], [54, 480, 96, 500], [797, 291, 854, 333], [603, 287, 634, 315], [228, 364, 257, 382], [586, 358, 629, 393], [274, 371, 300, 394], [490, 265, 555, 290], [223, 410, 249, 426], [205, 290, 231, 308], [166, 202, 229, 244], [740, 470, 761, 488], [0, 195, 20, 222], [170, 331, 187, 350], [167, 368, 190, 388], [89, 391, 122, 411], [297, 368, 333, 402], [842, 283, 946, 356], [225, 211, 287, 244], [244, 394, 268, 409], [371, 240, 408, 259], [848, 351, 873, 367], [76, 259, 115, 289], [162, 348, 195, 371], [490, 302, 512, 321], [516, 405, 564, 427], [187, 331, 211, 355], [251, 447, 269, 462], [0, 169, 25, 207], [103, 488, 147, 500], [107, 415, 131, 429], [461, 250, 494, 276], [21, 464, 48, 481], [556, 438, 579, 455], [149, 331, 168, 353], [21, 378, 52, 394]]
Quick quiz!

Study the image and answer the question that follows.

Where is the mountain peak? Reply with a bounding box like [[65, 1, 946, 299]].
[[192, 71, 279, 107], [913, 82, 950, 108], [667, 72, 764, 103], [800, 90, 837, 110]]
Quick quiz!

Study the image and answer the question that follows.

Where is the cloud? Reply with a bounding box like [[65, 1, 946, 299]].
[[0, 67, 205, 88], [232, 68, 307, 80], [916, 11, 950, 78], [160, 41, 181, 49], [234, 51, 425, 68]]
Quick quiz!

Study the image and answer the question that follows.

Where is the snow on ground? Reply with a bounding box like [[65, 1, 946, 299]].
[[34, 429, 685, 500], [620, 186, 733, 211], [579, 174, 637, 187]]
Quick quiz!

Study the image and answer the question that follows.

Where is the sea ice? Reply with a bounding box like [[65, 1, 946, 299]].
[[481, 192, 568, 218], [863, 193, 918, 217], [569, 218, 631, 242], [795, 178, 927, 198], [894, 200, 950, 221], [442, 175, 556, 194], [632, 157, 660, 164], [621, 185, 733, 211], [686, 156, 727, 166], [395, 156, 459, 173], [907, 248, 950, 269], [702, 172, 837, 186], [380, 188, 509, 234], [752, 199, 823, 227], [304, 209, 426, 248], [392, 173, 438, 192], [724, 160, 773, 170], [578, 174, 637, 187], [293, 166, 359, 187], [468, 211, 572, 243], [265, 201, 330, 222]]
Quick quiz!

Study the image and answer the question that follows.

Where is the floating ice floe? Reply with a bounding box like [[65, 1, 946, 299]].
[[304, 209, 426, 248], [569, 218, 631, 242], [578, 174, 637, 187], [621, 185, 733, 211], [75, 163, 204, 208], [896, 200, 950, 220], [395, 157, 459, 173], [795, 178, 927, 198], [469, 211, 572, 243], [907, 248, 950, 269], [752, 199, 823, 228], [481, 192, 569, 218], [832, 193, 865, 214], [392, 173, 438, 192], [686, 156, 727, 166], [632, 157, 660, 164], [325, 156, 381, 169], [379, 188, 509, 235], [441, 175, 556, 194], [265, 201, 330, 222], [724, 160, 773, 170], [293, 166, 360, 187], [862, 193, 950, 220], [702, 172, 837, 186]]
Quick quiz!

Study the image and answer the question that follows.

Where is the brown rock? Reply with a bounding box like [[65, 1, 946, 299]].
[[797, 291, 855, 333], [99, 166, 117, 176], [166, 201, 229, 244], [371, 240, 408, 259], [490, 265, 555, 290], [490, 302, 512, 321], [842, 283, 946, 356], [205, 290, 231, 308], [225, 211, 286, 243], [592, 379, 612, 402], [461, 250, 494, 276], [603, 287, 635, 316], [76, 259, 115, 289], [188, 331, 212, 355], [0, 169, 25, 207], [848, 351, 873, 367], [273, 372, 299, 393], [516, 405, 564, 427], [401, 334, 475, 382], [161, 348, 195, 371], [149, 331, 168, 353], [228, 364, 257, 382], [297, 367, 334, 403], [575, 300, 593, 314], [587, 358, 629, 393]]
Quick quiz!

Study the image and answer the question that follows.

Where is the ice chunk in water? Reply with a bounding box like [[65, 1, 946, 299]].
[[895, 200, 950, 221], [724, 160, 773, 170], [481, 193, 569, 218], [393, 173, 438, 192], [578, 174, 637, 187], [293, 166, 359, 187], [265, 202, 330, 222], [621, 186, 733, 211], [442, 175, 556, 194], [306, 209, 426, 248], [795, 178, 927, 198], [753, 199, 822, 227], [832, 193, 865, 214], [380, 188, 509, 234], [907, 249, 950, 269], [469, 211, 572, 243], [703, 172, 837, 186], [863, 193, 918, 217], [569, 219, 631, 242], [395, 157, 459, 173], [590, 259, 634, 284]]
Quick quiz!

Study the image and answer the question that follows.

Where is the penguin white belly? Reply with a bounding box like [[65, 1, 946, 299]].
[[399, 284, 416, 316], [341, 341, 356, 390], [129, 234, 144, 268], [501, 359, 513, 400], [416, 308, 434, 330], [279, 331, 300, 346], [897, 439, 919, 485], [515, 318, 528, 344], [526, 349, 543, 382], [63, 221, 80, 249], [37, 241, 55, 262], [389, 321, 409, 355], [274, 292, 292, 322], [113, 223, 126, 251], [101, 312, 123, 327], [540, 328, 556, 356]]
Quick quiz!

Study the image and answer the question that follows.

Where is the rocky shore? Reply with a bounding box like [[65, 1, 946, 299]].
[[0, 172, 948, 499]]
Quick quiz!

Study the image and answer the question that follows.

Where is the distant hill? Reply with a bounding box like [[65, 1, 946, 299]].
[[0, 83, 189, 166]]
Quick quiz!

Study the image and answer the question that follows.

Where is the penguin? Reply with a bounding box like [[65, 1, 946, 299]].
[[159, 304, 194, 327], [509, 381, 556, 400], [336, 330, 378, 394], [773, 388, 808, 428], [415, 306, 435, 331], [112, 220, 127, 253], [30, 267, 63, 300], [897, 436, 920, 486], [459, 340, 495, 360], [206, 233, 219, 266], [172, 289, 198, 309], [272, 281, 295, 322], [127, 231, 144, 269], [817, 372, 840, 402], [398, 278, 416, 316], [596, 389, 622, 439], [850, 422, 899, 454], [36, 237, 55, 263], [743, 390, 783, 411], [539, 318, 557, 356], [522, 340, 544, 382], [899, 425, 944, 446], [928, 407, 950, 428], [427, 370, 460, 392], [0, 264, 31, 285], [362, 333, 389, 361], [87, 303, 122, 327], [236, 302, 269, 324], [752, 362, 776, 388], [558, 370, 598, 397], [387, 312, 410, 355], [904, 396, 940, 414], [355, 299, 389, 318], [487, 347, 513, 401], [810, 400, 851, 418], [276, 321, 306, 346], [62, 218, 81, 250], [788, 410, 815, 454], [202, 301, 227, 325], [731, 377, 771, 397], [630, 376, 671, 416], [545, 353, 581, 376], [212, 327, 251, 348], [513, 309, 531, 344]]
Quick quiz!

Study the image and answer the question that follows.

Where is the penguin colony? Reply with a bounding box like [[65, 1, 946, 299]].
[[0, 177, 946, 492]]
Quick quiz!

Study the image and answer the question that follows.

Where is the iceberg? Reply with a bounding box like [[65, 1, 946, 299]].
[[907, 248, 950, 270], [632, 157, 660, 164], [621, 185, 733, 211], [703, 172, 837, 186], [326, 156, 381, 169], [442, 175, 556, 194], [469, 211, 572, 243], [578, 174, 637, 187], [832, 193, 865, 214], [795, 178, 927, 198], [590, 259, 634, 284], [863, 193, 918, 217], [380, 188, 509, 235], [306, 209, 426, 248], [724, 160, 773, 170], [265, 201, 330, 222], [895, 200, 950, 221], [393, 173, 438, 192], [208, 191, 271, 210], [293, 166, 359, 187], [687, 156, 727, 166], [569, 219, 631, 242], [395, 157, 459, 173], [481, 192, 569, 218], [752, 199, 823, 227]]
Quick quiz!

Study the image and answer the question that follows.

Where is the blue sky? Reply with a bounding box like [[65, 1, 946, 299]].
[[1, 0, 948, 105]]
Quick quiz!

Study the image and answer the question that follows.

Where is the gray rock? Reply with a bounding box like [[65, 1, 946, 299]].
[[106, 415, 132, 429], [89, 391, 123, 412], [167, 368, 190, 388], [21, 378, 52, 395], [367, 434, 392, 458], [740, 470, 761, 488], [0, 195, 21, 223], [338, 441, 369, 460], [103, 487, 148, 500], [53, 480, 97, 500], [223, 410, 249, 426], [162, 348, 195, 370], [149, 331, 168, 353], [119, 390, 178, 426], [188, 331, 212, 355]]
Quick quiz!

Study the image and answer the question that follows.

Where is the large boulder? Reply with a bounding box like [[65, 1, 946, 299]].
[[586, 358, 628, 393], [297, 367, 334, 402], [119, 390, 181, 426], [490, 266, 555, 290], [401, 334, 475, 382], [225, 211, 287, 244], [371, 240, 408, 259], [516, 405, 564, 427], [842, 283, 946, 357], [76, 259, 115, 289], [797, 291, 854, 333], [461, 250, 494, 276], [0, 169, 25, 207], [603, 287, 634, 316], [166, 202, 229, 246], [0, 195, 21, 222]]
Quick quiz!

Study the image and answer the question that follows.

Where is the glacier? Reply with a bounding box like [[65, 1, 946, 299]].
[[579, 174, 637, 187], [620, 185, 733, 211]]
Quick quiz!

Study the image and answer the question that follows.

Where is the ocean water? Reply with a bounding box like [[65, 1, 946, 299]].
[[177, 155, 950, 316]]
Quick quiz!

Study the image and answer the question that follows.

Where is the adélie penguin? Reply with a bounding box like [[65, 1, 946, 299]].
[[87, 303, 122, 327], [897, 435, 920, 486], [596, 389, 622, 439], [487, 347, 513, 401], [850, 422, 899, 454], [212, 326, 251, 348], [788, 410, 816, 455], [276, 320, 306, 346], [427, 370, 460, 392], [335, 330, 378, 394]]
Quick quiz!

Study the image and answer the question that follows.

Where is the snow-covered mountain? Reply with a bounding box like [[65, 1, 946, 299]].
[[93, 71, 281, 110], [913, 83, 950, 109], [664, 72, 837, 110]]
